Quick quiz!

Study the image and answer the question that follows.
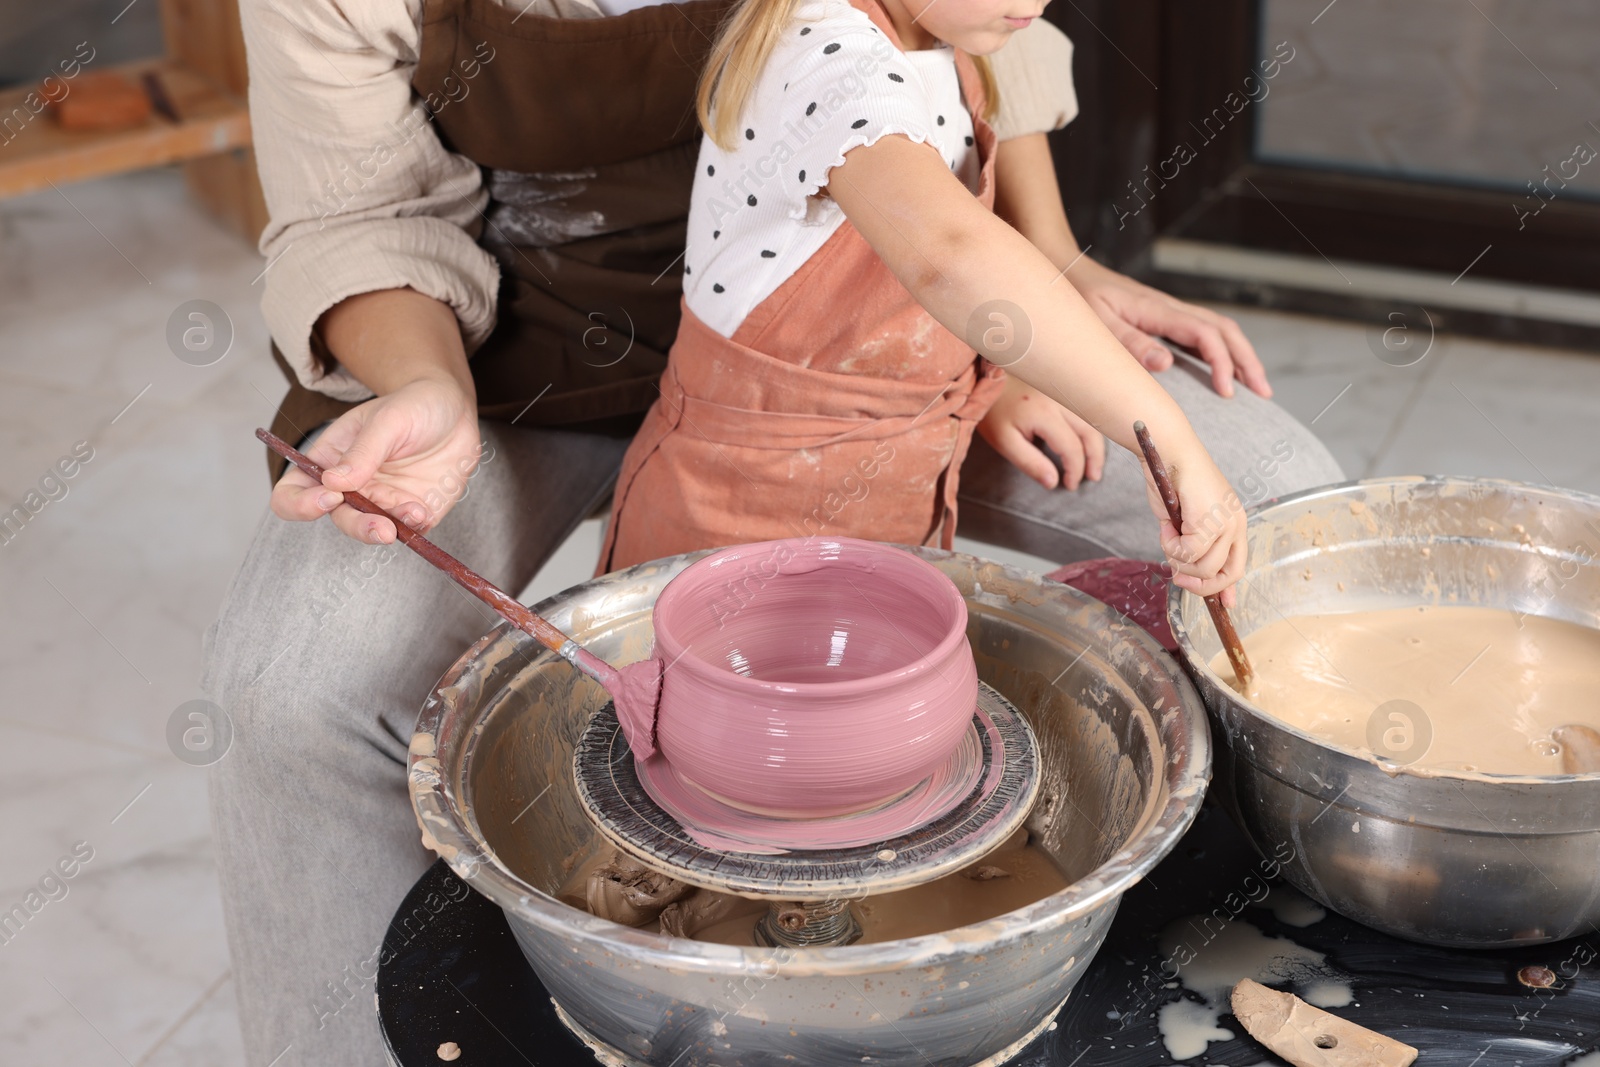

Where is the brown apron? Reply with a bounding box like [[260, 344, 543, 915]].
[[264, 0, 738, 479], [599, 0, 1005, 571]]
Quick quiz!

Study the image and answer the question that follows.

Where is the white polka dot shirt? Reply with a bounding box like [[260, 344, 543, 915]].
[[684, 0, 981, 338]]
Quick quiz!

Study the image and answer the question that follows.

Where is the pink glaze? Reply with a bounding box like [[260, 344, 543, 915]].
[[636, 710, 998, 854], [607, 660, 664, 760], [639, 538, 979, 817], [580, 651, 664, 760]]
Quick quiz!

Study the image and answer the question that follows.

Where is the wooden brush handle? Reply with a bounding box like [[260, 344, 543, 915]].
[[1133, 422, 1256, 691], [256, 428, 592, 666]]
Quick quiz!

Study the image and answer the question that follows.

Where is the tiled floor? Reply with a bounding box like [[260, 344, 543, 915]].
[[1259, 0, 1600, 199], [1, 167, 1597, 1064]]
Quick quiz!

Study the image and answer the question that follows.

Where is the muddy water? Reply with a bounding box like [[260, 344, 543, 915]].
[[558, 835, 1071, 945], [1214, 605, 1600, 775]]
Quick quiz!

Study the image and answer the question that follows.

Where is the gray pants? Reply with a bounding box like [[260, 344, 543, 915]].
[[204, 355, 1341, 1066]]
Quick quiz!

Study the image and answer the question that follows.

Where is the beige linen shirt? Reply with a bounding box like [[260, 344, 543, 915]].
[[241, 0, 1078, 402]]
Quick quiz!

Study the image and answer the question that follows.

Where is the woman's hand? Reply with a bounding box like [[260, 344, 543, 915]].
[[269, 287, 485, 543], [978, 375, 1105, 489], [1070, 259, 1271, 400], [1140, 438, 1246, 604], [270, 376, 483, 543]]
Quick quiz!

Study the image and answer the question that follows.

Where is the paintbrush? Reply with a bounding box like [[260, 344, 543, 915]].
[[254, 427, 637, 694], [1133, 421, 1256, 693]]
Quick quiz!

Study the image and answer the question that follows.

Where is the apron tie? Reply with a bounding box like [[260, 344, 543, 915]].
[[659, 345, 992, 450]]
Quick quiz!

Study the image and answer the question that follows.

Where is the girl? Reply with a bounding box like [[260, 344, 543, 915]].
[[600, 0, 1246, 600]]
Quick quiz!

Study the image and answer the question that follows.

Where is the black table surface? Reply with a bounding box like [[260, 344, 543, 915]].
[[378, 800, 1599, 1066]]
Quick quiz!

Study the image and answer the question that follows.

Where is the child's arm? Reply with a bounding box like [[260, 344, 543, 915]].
[[828, 135, 1245, 597], [992, 134, 1271, 399]]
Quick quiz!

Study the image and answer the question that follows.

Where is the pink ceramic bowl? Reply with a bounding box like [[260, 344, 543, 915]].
[[649, 537, 979, 818]]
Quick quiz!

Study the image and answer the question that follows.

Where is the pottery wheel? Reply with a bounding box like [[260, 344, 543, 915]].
[[573, 682, 1040, 901]]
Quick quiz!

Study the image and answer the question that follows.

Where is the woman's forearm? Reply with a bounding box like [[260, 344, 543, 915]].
[[829, 136, 1197, 457], [992, 133, 1273, 398], [995, 134, 1129, 294], [316, 288, 476, 402], [992, 133, 1082, 269]]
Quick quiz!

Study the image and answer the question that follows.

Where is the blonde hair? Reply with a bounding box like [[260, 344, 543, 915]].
[[696, 0, 999, 151]]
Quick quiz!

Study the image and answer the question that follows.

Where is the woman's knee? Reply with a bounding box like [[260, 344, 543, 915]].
[[1235, 401, 1345, 502], [201, 512, 418, 770], [1159, 357, 1346, 502]]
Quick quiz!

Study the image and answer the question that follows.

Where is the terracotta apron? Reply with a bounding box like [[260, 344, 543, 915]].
[[264, 0, 737, 480], [600, 0, 1005, 571]]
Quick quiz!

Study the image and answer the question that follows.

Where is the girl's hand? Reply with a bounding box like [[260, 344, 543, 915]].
[[1141, 442, 1246, 604], [978, 376, 1105, 490], [270, 376, 483, 543], [1070, 260, 1272, 400]]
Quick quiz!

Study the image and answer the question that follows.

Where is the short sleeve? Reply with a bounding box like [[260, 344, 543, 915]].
[[775, 13, 943, 217], [987, 19, 1078, 141]]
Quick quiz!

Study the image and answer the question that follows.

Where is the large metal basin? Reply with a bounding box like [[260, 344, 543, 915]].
[[410, 546, 1210, 1066], [1172, 476, 1600, 948]]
